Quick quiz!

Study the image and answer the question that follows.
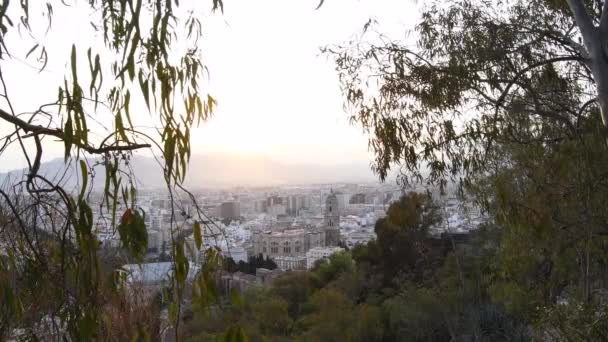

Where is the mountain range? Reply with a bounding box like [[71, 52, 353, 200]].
[[0, 153, 379, 189]]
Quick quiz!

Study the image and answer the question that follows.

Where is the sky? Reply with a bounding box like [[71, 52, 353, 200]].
[[0, 0, 419, 171]]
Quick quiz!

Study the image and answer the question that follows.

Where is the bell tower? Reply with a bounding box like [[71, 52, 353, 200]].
[[324, 189, 340, 246]]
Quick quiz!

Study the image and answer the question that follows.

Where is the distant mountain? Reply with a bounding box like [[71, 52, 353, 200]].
[[0, 153, 378, 189]]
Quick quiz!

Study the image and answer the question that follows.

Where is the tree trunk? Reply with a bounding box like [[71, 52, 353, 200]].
[[566, 0, 608, 134], [588, 33, 608, 134]]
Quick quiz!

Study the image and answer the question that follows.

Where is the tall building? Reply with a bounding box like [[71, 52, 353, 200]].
[[324, 190, 341, 246], [286, 195, 311, 216]]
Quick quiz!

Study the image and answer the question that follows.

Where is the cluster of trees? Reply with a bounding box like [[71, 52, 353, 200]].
[[184, 191, 608, 341], [223, 254, 278, 275], [182, 193, 526, 341], [324, 0, 608, 339]]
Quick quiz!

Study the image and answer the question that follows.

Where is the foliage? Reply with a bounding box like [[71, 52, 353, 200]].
[[312, 250, 354, 286], [182, 193, 531, 341], [352, 192, 443, 290], [0, 0, 228, 340], [224, 254, 278, 275], [324, 0, 597, 186], [538, 301, 608, 341], [325, 0, 608, 338]]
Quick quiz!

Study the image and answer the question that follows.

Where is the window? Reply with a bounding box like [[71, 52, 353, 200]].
[[263, 247, 267, 253], [271, 242, 278, 254], [284, 247, 291, 253], [295, 240, 301, 253]]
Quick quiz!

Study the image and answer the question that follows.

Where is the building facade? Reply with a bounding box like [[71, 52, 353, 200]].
[[274, 256, 307, 271], [252, 228, 325, 260]]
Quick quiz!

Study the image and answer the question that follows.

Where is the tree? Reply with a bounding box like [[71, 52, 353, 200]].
[[353, 192, 442, 288], [0, 1, 223, 340], [313, 251, 354, 286], [325, 0, 601, 185], [299, 288, 356, 342], [326, 0, 608, 336], [250, 295, 292, 337], [271, 272, 317, 320], [565, 0, 608, 128]]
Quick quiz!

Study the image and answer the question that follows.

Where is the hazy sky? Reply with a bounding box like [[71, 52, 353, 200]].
[[1, 0, 419, 170]]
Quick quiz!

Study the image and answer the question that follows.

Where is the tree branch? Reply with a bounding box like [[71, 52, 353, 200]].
[[496, 56, 586, 109], [0, 107, 151, 155]]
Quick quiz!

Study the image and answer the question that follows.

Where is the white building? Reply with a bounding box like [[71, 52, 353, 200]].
[[306, 246, 344, 269], [122, 261, 199, 286], [252, 228, 325, 259], [224, 245, 247, 263], [275, 255, 307, 271], [147, 229, 164, 252]]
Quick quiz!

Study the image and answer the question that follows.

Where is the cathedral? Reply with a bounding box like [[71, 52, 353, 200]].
[[252, 189, 341, 265]]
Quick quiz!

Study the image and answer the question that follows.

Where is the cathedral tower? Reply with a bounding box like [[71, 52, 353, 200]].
[[324, 189, 340, 246]]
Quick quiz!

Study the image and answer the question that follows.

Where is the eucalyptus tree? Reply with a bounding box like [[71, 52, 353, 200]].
[[566, 0, 608, 129], [0, 0, 227, 340], [325, 0, 608, 333], [325, 0, 603, 184]]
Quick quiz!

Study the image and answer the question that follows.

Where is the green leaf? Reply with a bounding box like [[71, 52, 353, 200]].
[[163, 131, 176, 179], [124, 90, 134, 128], [25, 43, 38, 58], [118, 208, 148, 260], [212, 0, 224, 12], [174, 242, 189, 285], [207, 94, 215, 114], [70, 44, 78, 83], [138, 71, 150, 110], [193, 221, 202, 250], [79, 160, 88, 201], [229, 288, 244, 309], [168, 302, 178, 325], [115, 112, 130, 143], [127, 54, 135, 81], [64, 115, 73, 160], [78, 199, 94, 236]]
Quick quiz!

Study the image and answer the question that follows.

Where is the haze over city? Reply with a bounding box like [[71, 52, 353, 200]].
[[1, 0, 605, 340], [1, 0, 418, 175]]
